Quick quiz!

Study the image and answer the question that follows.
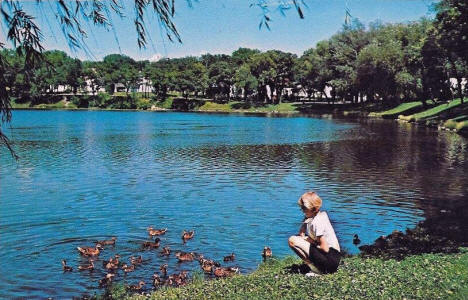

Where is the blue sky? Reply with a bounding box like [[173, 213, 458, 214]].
[[0, 0, 436, 61]]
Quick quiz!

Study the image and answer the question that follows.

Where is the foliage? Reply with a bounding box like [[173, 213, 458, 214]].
[[106, 251, 468, 300]]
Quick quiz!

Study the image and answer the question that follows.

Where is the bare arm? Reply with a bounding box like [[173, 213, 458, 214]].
[[298, 223, 306, 236], [317, 236, 329, 253]]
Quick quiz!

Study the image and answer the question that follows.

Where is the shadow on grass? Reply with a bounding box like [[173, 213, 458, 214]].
[[285, 263, 311, 275]]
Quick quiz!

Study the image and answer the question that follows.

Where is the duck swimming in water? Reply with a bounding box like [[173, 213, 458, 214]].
[[97, 237, 117, 246], [181, 230, 195, 242], [175, 251, 195, 262], [78, 261, 94, 271], [127, 281, 145, 291], [62, 259, 73, 272], [161, 246, 171, 256], [223, 253, 235, 262], [213, 267, 239, 278], [353, 234, 361, 245], [262, 246, 272, 259], [160, 264, 168, 277], [143, 238, 161, 249], [77, 243, 103, 256], [147, 227, 167, 237]]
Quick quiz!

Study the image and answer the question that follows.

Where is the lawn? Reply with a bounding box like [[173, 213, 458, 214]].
[[399, 99, 463, 122]]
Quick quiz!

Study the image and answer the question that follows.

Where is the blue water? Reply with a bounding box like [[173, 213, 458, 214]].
[[1, 110, 467, 298]]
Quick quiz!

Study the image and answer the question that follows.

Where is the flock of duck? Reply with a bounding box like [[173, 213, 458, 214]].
[[62, 227, 273, 293]]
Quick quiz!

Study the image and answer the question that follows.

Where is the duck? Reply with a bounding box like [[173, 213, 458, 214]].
[[104, 254, 120, 270], [160, 264, 168, 277], [353, 234, 361, 245], [200, 259, 220, 274], [223, 253, 235, 262], [127, 281, 145, 291], [121, 263, 135, 273], [143, 238, 161, 249], [62, 259, 73, 272], [181, 230, 195, 242], [78, 261, 95, 271], [152, 273, 163, 287], [175, 251, 195, 262], [98, 273, 115, 287], [262, 246, 272, 259], [166, 271, 188, 286], [147, 227, 167, 237], [97, 236, 117, 246], [130, 255, 143, 265], [160, 246, 171, 256], [77, 243, 103, 256], [213, 267, 239, 278]]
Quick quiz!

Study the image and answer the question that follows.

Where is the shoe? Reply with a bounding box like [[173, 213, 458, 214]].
[[305, 272, 321, 277]]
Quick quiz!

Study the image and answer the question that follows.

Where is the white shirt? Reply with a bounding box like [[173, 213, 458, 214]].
[[304, 211, 340, 252]]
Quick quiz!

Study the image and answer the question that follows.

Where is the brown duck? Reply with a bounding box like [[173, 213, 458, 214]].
[[62, 259, 73, 272], [175, 251, 195, 262], [77, 243, 103, 256], [147, 227, 167, 237], [223, 253, 235, 262], [143, 238, 161, 249], [160, 246, 171, 256], [130, 255, 143, 265], [181, 230, 195, 242], [160, 264, 168, 277], [78, 261, 95, 271], [122, 263, 135, 273], [152, 273, 163, 287], [97, 236, 117, 246], [213, 266, 239, 278], [127, 281, 145, 291], [262, 246, 272, 259], [99, 273, 115, 287]]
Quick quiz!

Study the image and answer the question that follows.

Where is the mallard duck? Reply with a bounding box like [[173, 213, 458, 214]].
[[130, 255, 143, 265], [143, 238, 161, 249], [98, 273, 115, 287], [77, 243, 103, 256], [121, 263, 135, 273], [127, 281, 145, 291], [97, 236, 117, 246], [200, 261, 214, 273], [175, 251, 194, 262], [262, 246, 272, 259], [353, 234, 361, 245], [181, 230, 195, 242], [223, 253, 235, 262], [159, 264, 168, 277], [62, 259, 73, 272], [104, 254, 120, 270], [147, 227, 167, 237], [78, 261, 94, 271], [213, 267, 239, 278], [160, 246, 171, 256]]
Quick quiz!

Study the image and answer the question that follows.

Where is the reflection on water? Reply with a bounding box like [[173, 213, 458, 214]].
[[1, 110, 467, 298]]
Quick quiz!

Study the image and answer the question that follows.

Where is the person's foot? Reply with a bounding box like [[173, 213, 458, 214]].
[[305, 272, 321, 277]]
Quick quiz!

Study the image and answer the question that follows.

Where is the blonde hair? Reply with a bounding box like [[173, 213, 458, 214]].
[[298, 191, 322, 211]]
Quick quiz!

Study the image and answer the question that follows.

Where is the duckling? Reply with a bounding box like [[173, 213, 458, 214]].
[[121, 263, 135, 273], [99, 273, 115, 288], [159, 264, 168, 277], [104, 254, 120, 270], [200, 261, 215, 273], [127, 281, 145, 291], [130, 255, 143, 265], [353, 234, 361, 245], [160, 246, 171, 256], [223, 253, 235, 262], [143, 238, 161, 249], [77, 243, 103, 256], [175, 251, 194, 262], [152, 273, 163, 287], [262, 246, 272, 259], [213, 267, 239, 278], [147, 227, 167, 237], [78, 261, 95, 271], [62, 259, 73, 272], [181, 230, 195, 242], [97, 236, 117, 246]]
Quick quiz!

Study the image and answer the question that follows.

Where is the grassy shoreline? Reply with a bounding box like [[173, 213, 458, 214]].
[[102, 250, 468, 300]]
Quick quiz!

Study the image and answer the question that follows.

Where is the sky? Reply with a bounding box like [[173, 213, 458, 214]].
[[0, 0, 437, 61]]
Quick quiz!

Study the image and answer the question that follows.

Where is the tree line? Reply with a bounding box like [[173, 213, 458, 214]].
[[2, 0, 467, 110]]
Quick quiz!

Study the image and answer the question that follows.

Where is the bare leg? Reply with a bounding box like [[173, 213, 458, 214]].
[[288, 235, 322, 274]]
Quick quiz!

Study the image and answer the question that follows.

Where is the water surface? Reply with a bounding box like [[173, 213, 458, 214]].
[[1, 110, 467, 298]]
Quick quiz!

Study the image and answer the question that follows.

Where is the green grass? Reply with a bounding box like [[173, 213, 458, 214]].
[[105, 250, 468, 300], [11, 100, 31, 108], [197, 101, 297, 113], [399, 99, 463, 122], [368, 101, 424, 119]]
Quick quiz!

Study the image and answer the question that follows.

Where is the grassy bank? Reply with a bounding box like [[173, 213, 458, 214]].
[[105, 250, 468, 300]]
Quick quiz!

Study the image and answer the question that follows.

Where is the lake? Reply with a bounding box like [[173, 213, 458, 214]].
[[1, 110, 467, 298]]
